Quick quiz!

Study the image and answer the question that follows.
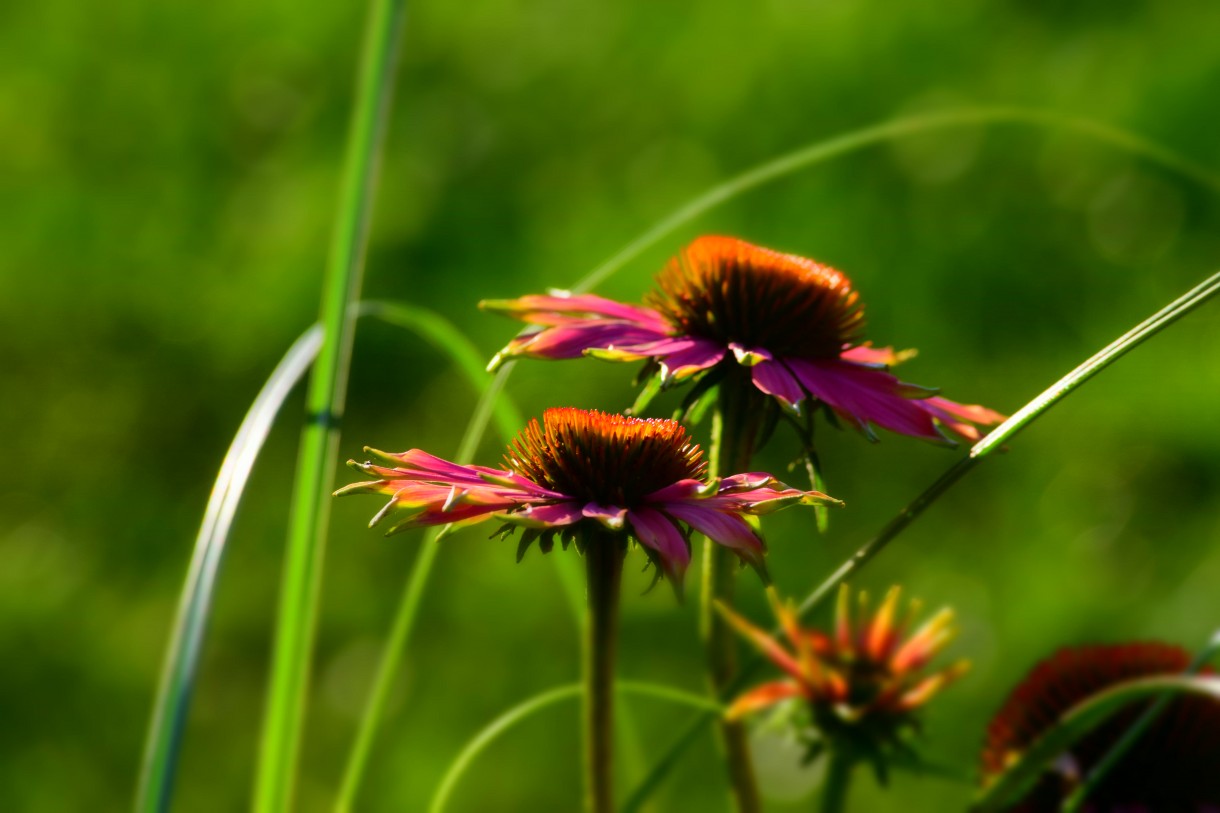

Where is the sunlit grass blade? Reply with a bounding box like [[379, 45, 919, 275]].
[[253, 0, 409, 807], [622, 268, 1220, 812], [429, 682, 722, 813], [1061, 629, 1220, 812], [135, 327, 323, 813], [973, 674, 1220, 812]]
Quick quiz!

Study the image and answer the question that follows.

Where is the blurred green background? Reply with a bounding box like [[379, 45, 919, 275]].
[[4, 0, 1220, 810]]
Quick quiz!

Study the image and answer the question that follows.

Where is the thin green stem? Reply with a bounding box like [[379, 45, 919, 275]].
[[622, 268, 1220, 812], [585, 532, 627, 813], [334, 365, 514, 813], [818, 751, 855, 813], [1060, 628, 1220, 812], [253, 0, 409, 807], [702, 380, 763, 813]]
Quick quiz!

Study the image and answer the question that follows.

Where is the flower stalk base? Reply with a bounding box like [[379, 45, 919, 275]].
[[584, 531, 626, 813]]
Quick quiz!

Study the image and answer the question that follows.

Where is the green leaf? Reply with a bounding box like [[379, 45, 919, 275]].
[[972, 675, 1220, 812]]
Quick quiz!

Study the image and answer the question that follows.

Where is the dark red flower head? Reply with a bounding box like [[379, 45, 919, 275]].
[[982, 643, 1220, 812]]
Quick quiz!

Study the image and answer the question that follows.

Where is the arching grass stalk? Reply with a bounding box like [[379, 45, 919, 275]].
[[253, 0, 409, 808], [135, 303, 515, 813], [622, 268, 1220, 813], [135, 328, 322, 813], [429, 682, 722, 813]]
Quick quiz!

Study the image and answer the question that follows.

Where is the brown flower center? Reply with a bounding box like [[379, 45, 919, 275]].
[[505, 407, 706, 506], [646, 236, 866, 359]]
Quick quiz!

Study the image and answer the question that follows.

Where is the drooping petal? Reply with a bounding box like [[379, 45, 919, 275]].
[[715, 600, 806, 684], [660, 503, 764, 566], [751, 360, 806, 411], [498, 502, 586, 528], [582, 502, 628, 530], [506, 321, 670, 361], [916, 396, 1006, 443], [656, 337, 728, 381], [480, 292, 671, 331], [725, 681, 805, 721], [786, 358, 947, 443], [626, 507, 691, 583], [839, 344, 915, 368]]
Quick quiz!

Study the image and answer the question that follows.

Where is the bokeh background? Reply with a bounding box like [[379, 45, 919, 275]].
[[4, 0, 1220, 810]]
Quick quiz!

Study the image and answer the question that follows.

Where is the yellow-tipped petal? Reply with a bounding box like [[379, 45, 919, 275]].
[[867, 586, 902, 660], [892, 607, 956, 672], [725, 681, 804, 721]]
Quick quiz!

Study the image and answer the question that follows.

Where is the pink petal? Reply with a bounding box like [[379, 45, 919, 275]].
[[917, 396, 1006, 442], [660, 503, 764, 565], [626, 507, 691, 583], [658, 338, 727, 381], [751, 361, 805, 410], [786, 358, 946, 443], [481, 293, 670, 331], [499, 501, 585, 528], [512, 322, 670, 360], [582, 502, 628, 530], [840, 344, 901, 367]]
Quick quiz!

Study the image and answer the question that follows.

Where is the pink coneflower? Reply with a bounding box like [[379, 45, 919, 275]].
[[721, 585, 968, 765], [482, 236, 1004, 444], [336, 407, 837, 588], [982, 643, 1220, 812]]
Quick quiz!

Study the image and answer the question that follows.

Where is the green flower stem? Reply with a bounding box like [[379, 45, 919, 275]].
[[623, 268, 1220, 813], [253, 0, 409, 808], [701, 379, 764, 813], [585, 531, 627, 813], [818, 751, 855, 813]]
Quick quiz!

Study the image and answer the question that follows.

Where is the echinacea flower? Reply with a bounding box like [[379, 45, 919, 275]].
[[335, 407, 838, 589], [719, 584, 968, 770], [982, 643, 1220, 812], [482, 235, 1004, 444]]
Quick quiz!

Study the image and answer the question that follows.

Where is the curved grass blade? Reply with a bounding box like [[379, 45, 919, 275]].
[[137, 302, 506, 813], [359, 300, 523, 440], [973, 673, 1220, 812], [1061, 628, 1220, 812], [135, 326, 323, 813], [570, 106, 1220, 295], [429, 682, 721, 813], [254, 0, 410, 807], [622, 269, 1220, 812]]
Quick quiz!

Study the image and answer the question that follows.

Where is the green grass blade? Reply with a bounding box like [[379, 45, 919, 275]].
[[622, 268, 1220, 812], [570, 107, 1220, 295], [429, 682, 721, 813], [253, 0, 409, 808], [135, 327, 323, 813], [973, 673, 1220, 812]]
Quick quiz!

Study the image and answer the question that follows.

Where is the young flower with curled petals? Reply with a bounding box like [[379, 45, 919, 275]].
[[719, 584, 968, 776], [982, 643, 1220, 812], [482, 235, 1004, 445], [336, 406, 837, 589]]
